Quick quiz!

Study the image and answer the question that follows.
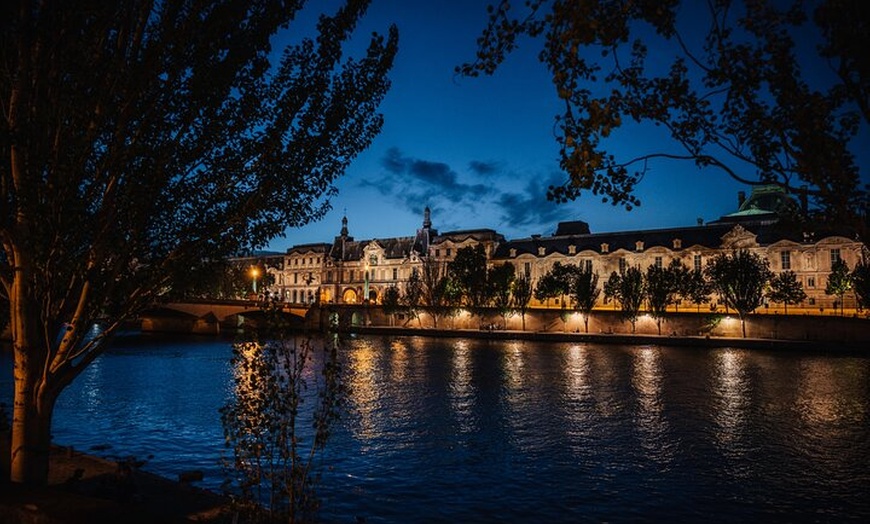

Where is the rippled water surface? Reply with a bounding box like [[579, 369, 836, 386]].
[[2, 334, 869, 522]]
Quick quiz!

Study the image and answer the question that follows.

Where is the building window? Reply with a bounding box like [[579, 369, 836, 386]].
[[435, 249, 440, 257], [601, 243, 609, 253], [693, 254, 702, 272], [510, 248, 517, 258], [830, 248, 841, 266], [655, 256, 663, 269], [538, 246, 546, 256], [294, 273, 298, 284], [781, 251, 791, 271], [568, 245, 576, 255], [326, 271, 333, 283], [807, 276, 815, 288], [446, 248, 452, 257], [292, 290, 297, 302], [584, 259, 593, 272], [673, 239, 682, 249], [619, 258, 627, 274], [635, 241, 644, 251], [524, 262, 531, 277], [294, 259, 298, 266], [392, 268, 398, 280]]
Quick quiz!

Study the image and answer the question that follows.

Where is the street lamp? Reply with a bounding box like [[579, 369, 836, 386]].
[[251, 267, 260, 295]]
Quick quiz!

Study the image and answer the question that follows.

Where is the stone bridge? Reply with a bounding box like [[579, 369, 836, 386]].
[[139, 300, 312, 334]]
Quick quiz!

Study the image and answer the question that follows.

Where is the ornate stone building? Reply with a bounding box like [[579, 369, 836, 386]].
[[275, 187, 865, 312]]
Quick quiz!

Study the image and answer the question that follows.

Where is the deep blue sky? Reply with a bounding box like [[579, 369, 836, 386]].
[[266, 0, 858, 251]]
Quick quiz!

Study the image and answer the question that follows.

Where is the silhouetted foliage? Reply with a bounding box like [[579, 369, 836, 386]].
[[449, 245, 491, 314], [460, 0, 868, 237], [852, 259, 870, 310], [511, 274, 534, 330], [402, 268, 424, 325], [645, 264, 677, 335], [221, 307, 343, 523], [488, 263, 516, 327], [768, 271, 807, 314], [825, 258, 853, 315], [604, 267, 645, 333], [570, 265, 600, 333], [705, 250, 773, 336], [1, 0, 396, 484], [382, 285, 402, 325]]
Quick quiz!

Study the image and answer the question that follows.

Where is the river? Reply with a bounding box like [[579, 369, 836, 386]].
[[2, 334, 869, 522]]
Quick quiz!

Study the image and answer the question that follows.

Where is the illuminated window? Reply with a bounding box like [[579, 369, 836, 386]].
[[673, 239, 682, 249], [510, 248, 516, 257], [568, 245, 577, 255], [538, 246, 546, 256], [601, 243, 609, 253], [781, 251, 791, 270], [635, 241, 644, 251]]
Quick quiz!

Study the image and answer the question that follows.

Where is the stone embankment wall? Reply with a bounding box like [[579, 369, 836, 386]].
[[315, 305, 870, 345]]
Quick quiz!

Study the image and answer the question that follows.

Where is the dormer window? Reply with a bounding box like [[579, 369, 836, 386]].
[[509, 248, 517, 258], [601, 243, 609, 253], [538, 246, 546, 256], [568, 245, 577, 255], [635, 241, 644, 252], [673, 238, 682, 250]]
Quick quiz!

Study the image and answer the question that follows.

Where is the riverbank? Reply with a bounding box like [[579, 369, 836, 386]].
[[345, 325, 869, 352], [0, 445, 230, 523]]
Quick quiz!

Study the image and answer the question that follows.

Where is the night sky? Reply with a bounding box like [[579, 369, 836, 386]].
[[267, 0, 866, 251]]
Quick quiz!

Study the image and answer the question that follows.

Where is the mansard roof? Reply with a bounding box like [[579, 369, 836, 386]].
[[285, 243, 330, 255], [434, 228, 504, 244], [329, 236, 415, 262], [492, 220, 800, 259]]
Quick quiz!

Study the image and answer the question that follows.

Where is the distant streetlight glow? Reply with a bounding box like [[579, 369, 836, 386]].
[[251, 266, 260, 295]]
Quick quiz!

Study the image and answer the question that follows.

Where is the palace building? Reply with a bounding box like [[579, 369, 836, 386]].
[[272, 186, 865, 312]]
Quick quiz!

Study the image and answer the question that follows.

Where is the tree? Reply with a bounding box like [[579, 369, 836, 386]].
[[604, 267, 645, 333], [645, 264, 677, 335], [511, 274, 534, 331], [683, 270, 712, 313], [488, 263, 516, 328], [768, 271, 807, 314], [705, 250, 773, 337], [1, 0, 397, 485], [570, 265, 600, 333], [460, 1, 868, 237], [667, 258, 691, 312], [533, 262, 577, 307], [449, 245, 490, 314], [381, 285, 402, 326], [420, 255, 455, 328], [853, 259, 870, 310], [221, 308, 343, 523], [825, 258, 853, 315], [402, 268, 424, 325]]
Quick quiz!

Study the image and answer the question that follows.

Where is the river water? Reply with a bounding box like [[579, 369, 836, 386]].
[[2, 334, 869, 522]]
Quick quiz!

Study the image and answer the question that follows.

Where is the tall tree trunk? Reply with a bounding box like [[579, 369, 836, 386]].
[[9, 271, 57, 485]]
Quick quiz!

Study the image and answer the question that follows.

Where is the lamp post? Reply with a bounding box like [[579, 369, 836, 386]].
[[251, 267, 260, 295]]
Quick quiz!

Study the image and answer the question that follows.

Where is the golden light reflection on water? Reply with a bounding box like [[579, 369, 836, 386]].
[[503, 341, 526, 394], [796, 358, 869, 427], [388, 339, 409, 383], [712, 349, 749, 455], [631, 346, 674, 464], [449, 339, 477, 433], [346, 338, 383, 442]]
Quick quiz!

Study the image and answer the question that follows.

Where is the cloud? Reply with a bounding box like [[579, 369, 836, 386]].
[[359, 148, 577, 237], [495, 171, 573, 234], [468, 160, 500, 176]]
